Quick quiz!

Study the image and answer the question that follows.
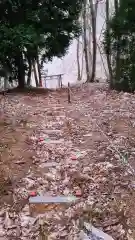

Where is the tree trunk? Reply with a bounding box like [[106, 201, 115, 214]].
[[83, 0, 91, 82], [80, 48, 84, 80], [27, 56, 32, 86], [36, 55, 42, 86], [17, 52, 25, 89], [114, 0, 120, 85], [89, 0, 97, 82], [77, 38, 81, 81], [105, 0, 113, 88], [4, 77, 8, 91], [32, 60, 39, 87]]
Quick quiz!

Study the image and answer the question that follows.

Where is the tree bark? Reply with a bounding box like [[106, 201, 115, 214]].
[[89, 0, 97, 82], [80, 48, 84, 80], [27, 56, 32, 86], [4, 77, 8, 91], [17, 52, 25, 89], [114, 0, 120, 85], [105, 0, 113, 88], [83, 0, 91, 82], [77, 38, 81, 81], [36, 55, 42, 86], [32, 60, 39, 87]]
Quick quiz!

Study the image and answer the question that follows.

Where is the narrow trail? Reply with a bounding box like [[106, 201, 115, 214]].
[[0, 84, 135, 239]]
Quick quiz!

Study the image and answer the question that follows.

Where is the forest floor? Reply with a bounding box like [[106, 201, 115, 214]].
[[0, 83, 135, 240]]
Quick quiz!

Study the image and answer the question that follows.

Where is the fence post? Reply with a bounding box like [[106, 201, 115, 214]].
[[68, 82, 71, 103], [60, 75, 62, 88]]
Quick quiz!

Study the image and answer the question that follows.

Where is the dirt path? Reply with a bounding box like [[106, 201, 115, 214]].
[[0, 84, 135, 239]]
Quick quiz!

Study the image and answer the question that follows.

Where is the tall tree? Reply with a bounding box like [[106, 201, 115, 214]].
[[103, 0, 135, 92], [76, 38, 81, 81], [105, 0, 113, 87], [114, 0, 120, 85], [83, 0, 91, 82], [89, 0, 97, 82]]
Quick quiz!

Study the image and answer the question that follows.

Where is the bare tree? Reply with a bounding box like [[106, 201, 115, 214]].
[[76, 37, 85, 81], [89, 0, 97, 82], [77, 11, 85, 82], [82, 0, 99, 82], [77, 0, 109, 83], [83, 0, 91, 82], [76, 38, 81, 81]]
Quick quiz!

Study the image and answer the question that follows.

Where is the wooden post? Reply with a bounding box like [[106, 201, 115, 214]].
[[60, 75, 62, 88], [68, 82, 71, 103], [44, 77, 46, 88], [58, 75, 60, 88]]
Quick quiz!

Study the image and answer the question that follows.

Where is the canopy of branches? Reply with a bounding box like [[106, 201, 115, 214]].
[[0, 0, 83, 88]]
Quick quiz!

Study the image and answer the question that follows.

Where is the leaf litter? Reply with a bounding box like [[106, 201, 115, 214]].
[[0, 83, 135, 239]]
